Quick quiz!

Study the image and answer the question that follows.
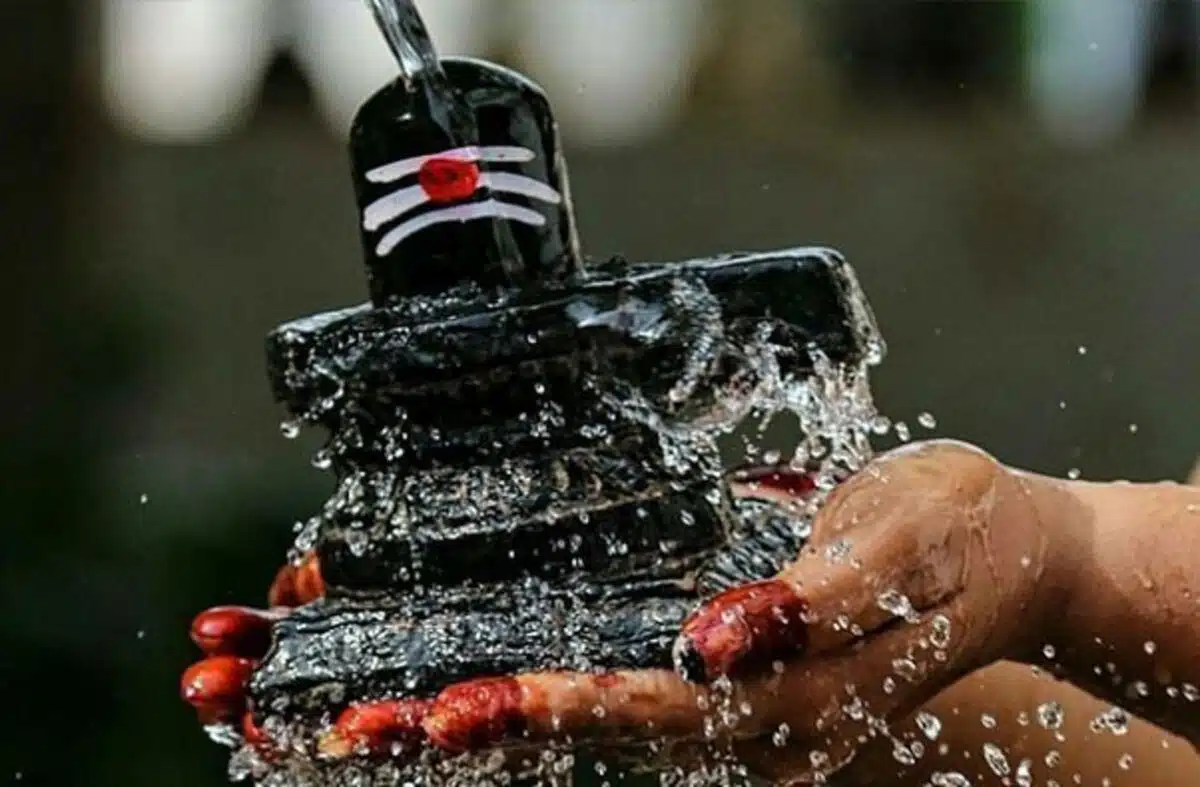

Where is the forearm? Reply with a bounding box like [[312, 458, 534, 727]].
[[1023, 472, 1200, 742]]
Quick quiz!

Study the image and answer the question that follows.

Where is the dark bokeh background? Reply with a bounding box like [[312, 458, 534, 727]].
[[4, 2, 1197, 785]]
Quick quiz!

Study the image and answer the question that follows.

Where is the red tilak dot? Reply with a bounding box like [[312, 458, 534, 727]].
[[418, 157, 479, 203]]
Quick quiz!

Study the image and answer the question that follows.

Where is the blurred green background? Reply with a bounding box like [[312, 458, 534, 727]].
[[3, 1, 1198, 785]]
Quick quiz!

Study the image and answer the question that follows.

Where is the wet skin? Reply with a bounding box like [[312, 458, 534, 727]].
[[182, 440, 1200, 785]]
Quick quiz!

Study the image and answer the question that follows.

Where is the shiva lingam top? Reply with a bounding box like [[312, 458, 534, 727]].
[[243, 0, 886, 764]]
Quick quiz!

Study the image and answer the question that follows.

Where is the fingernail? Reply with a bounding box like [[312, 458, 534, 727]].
[[423, 677, 525, 752], [267, 551, 324, 608], [190, 606, 278, 657], [317, 699, 431, 759], [677, 580, 808, 680], [180, 656, 256, 721]]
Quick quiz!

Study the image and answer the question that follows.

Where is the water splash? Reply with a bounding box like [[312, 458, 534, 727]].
[[231, 268, 893, 786]]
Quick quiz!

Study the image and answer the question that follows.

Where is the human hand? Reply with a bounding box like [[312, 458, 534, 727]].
[[180, 440, 1070, 782]]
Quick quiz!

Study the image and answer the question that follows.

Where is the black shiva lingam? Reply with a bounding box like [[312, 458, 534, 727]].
[[245, 0, 883, 753]]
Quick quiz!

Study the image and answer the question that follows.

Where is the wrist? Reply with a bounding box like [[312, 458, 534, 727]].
[[1013, 474, 1200, 741], [993, 467, 1093, 664]]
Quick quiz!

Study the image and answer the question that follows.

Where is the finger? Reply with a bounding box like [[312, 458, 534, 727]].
[[316, 699, 432, 759], [190, 605, 284, 658], [674, 579, 810, 682], [422, 670, 709, 752], [678, 446, 996, 681], [267, 551, 325, 608], [180, 655, 256, 723]]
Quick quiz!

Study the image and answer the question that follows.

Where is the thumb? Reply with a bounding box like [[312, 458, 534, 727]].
[[675, 441, 1002, 682]]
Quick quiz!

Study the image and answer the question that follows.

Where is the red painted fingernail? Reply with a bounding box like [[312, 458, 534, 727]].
[[267, 552, 325, 608], [318, 699, 432, 759], [423, 677, 526, 752], [180, 656, 256, 721], [677, 580, 808, 681], [190, 606, 278, 658]]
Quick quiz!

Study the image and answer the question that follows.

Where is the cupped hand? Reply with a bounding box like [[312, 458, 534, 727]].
[[181, 440, 1070, 783], [413, 440, 1068, 782]]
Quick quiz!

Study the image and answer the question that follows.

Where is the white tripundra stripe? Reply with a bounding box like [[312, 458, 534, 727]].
[[362, 172, 561, 232], [363, 184, 427, 232], [481, 172, 562, 205], [365, 146, 535, 183], [375, 199, 547, 256]]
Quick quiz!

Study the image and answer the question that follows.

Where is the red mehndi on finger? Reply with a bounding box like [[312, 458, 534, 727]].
[[424, 677, 527, 752], [679, 579, 809, 680], [318, 699, 432, 759]]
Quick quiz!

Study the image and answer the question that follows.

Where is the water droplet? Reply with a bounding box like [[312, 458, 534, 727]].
[[345, 529, 369, 557], [823, 538, 852, 564], [894, 421, 911, 442], [139, 493, 149, 505], [1015, 758, 1034, 787], [892, 657, 919, 682], [1090, 707, 1129, 736], [931, 772, 972, 787], [892, 740, 917, 765], [983, 743, 1011, 777], [1143, 640, 1157, 655], [929, 614, 952, 649], [279, 420, 301, 439], [917, 411, 937, 429], [980, 713, 997, 729], [1043, 644, 1057, 659], [1067, 468, 1081, 480], [1037, 701, 1064, 730], [1045, 750, 1062, 767], [876, 589, 917, 621], [1118, 753, 1134, 770], [1128, 423, 1139, 434], [136, 629, 146, 640], [1077, 345, 1088, 355], [1182, 683, 1199, 701]]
